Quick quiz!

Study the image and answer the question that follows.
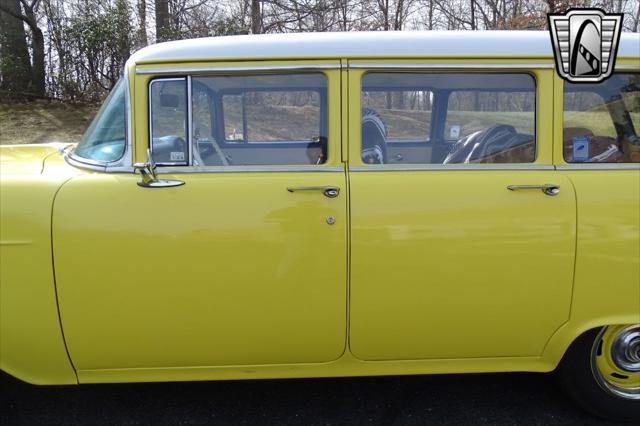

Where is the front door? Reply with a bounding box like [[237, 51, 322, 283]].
[[53, 66, 347, 370], [348, 66, 576, 360]]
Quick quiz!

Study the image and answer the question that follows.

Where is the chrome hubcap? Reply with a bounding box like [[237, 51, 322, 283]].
[[591, 325, 640, 400], [611, 326, 640, 373]]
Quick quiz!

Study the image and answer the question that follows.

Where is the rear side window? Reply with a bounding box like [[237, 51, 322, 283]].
[[563, 73, 640, 163], [361, 73, 536, 165]]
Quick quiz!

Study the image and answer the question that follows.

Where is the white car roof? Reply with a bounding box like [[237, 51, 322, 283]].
[[130, 31, 640, 63]]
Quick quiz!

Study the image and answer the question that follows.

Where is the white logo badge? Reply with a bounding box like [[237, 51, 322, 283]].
[[548, 8, 623, 83]]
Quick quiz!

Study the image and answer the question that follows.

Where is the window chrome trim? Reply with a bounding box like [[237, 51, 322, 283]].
[[349, 164, 554, 171], [137, 63, 341, 75], [556, 163, 640, 170], [121, 62, 134, 169], [64, 151, 135, 173], [349, 62, 554, 69], [155, 165, 344, 174], [187, 76, 194, 166]]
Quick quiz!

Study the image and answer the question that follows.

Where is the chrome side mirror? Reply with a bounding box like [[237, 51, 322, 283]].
[[134, 149, 185, 188]]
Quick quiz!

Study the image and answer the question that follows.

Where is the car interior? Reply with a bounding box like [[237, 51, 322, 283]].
[[149, 72, 639, 166], [360, 72, 537, 165], [563, 73, 640, 163]]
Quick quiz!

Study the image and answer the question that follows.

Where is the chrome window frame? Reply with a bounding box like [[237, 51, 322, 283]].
[[148, 76, 190, 166], [136, 63, 341, 75], [155, 165, 344, 174]]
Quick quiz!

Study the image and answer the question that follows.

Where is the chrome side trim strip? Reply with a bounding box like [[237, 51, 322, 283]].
[[556, 164, 640, 170], [349, 164, 555, 171], [64, 153, 107, 171], [64, 152, 136, 173], [156, 165, 344, 174], [136, 63, 341, 75], [349, 62, 554, 69]]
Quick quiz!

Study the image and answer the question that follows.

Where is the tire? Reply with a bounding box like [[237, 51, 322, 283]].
[[557, 327, 640, 422]]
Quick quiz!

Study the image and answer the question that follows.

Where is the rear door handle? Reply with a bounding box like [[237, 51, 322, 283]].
[[507, 184, 560, 196], [287, 186, 340, 198]]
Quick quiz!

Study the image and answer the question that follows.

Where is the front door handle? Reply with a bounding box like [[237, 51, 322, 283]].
[[287, 186, 340, 198], [507, 183, 560, 196]]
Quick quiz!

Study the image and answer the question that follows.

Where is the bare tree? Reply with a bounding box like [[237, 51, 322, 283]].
[[0, 0, 32, 97], [0, 0, 45, 95], [156, 0, 170, 41], [138, 0, 148, 46]]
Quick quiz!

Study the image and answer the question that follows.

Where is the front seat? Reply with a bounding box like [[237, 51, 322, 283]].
[[361, 108, 387, 164]]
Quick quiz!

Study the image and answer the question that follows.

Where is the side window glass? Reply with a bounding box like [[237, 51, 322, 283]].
[[445, 91, 535, 142], [361, 90, 432, 143], [563, 73, 640, 163], [361, 73, 536, 165], [222, 94, 244, 142], [150, 78, 188, 165], [192, 85, 214, 144], [192, 73, 328, 166], [74, 78, 126, 162]]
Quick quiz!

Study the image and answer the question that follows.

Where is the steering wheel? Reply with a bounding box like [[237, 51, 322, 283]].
[[361, 108, 388, 164], [443, 124, 517, 164]]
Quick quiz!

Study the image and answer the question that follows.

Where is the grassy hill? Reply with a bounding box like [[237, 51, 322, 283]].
[[0, 102, 98, 145]]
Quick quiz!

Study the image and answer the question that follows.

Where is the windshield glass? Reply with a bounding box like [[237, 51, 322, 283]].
[[74, 79, 126, 162]]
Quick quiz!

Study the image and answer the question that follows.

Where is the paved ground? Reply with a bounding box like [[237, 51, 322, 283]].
[[1, 370, 623, 425]]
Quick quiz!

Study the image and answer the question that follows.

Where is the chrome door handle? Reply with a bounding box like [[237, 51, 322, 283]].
[[507, 184, 560, 196], [287, 186, 340, 198]]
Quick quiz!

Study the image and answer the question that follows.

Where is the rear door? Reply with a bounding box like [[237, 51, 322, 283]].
[[348, 64, 577, 360]]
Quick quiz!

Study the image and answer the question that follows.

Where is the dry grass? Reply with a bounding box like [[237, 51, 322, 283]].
[[0, 101, 98, 145]]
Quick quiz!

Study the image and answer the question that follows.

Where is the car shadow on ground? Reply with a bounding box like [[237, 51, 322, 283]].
[[0, 371, 621, 425]]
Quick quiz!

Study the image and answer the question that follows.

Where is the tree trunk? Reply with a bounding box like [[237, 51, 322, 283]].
[[251, 0, 261, 34], [21, 1, 45, 96], [155, 0, 169, 42], [30, 24, 45, 96], [138, 0, 148, 46], [470, 0, 476, 30], [0, 0, 32, 97]]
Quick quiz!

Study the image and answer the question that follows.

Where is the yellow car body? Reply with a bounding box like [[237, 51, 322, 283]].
[[1, 32, 638, 387]]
